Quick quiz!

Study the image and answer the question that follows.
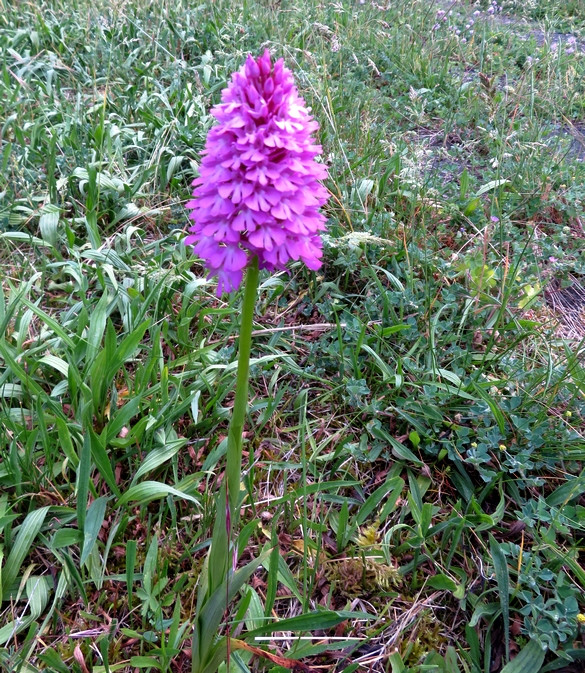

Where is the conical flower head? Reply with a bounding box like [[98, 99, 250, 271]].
[[185, 50, 329, 295]]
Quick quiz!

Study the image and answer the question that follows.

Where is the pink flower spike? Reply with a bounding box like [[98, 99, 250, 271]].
[[185, 49, 329, 296]]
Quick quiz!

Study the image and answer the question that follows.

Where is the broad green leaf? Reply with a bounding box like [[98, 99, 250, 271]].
[[260, 549, 303, 603], [2, 507, 49, 600], [469, 600, 499, 627], [541, 649, 585, 673], [499, 639, 545, 673], [472, 382, 506, 434], [427, 574, 457, 592], [389, 650, 406, 673], [192, 549, 271, 671], [50, 529, 83, 549], [72, 167, 125, 193], [244, 587, 265, 631], [475, 179, 510, 196], [0, 616, 35, 645], [38, 355, 69, 377], [26, 575, 50, 618], [545, 472, 585, 507], [463, 198, 481, 216], [117, 481, 201, 507], [38, 203, 60, 246], [1, 231, 46, 246], [133, 435, 186, 483], [130, 657, 163, 670]]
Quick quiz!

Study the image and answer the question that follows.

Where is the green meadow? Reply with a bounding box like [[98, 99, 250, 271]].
[[2, 0, 585, 671]]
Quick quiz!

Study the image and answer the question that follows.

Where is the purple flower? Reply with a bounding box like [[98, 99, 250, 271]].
[[185, 50, 329, 295]]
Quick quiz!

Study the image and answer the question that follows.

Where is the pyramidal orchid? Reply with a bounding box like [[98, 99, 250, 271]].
[[185, 48, 329, 296], [188, 54, 330, 673]]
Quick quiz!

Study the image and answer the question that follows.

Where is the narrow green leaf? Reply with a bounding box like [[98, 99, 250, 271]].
[[55, 417, 79, 468], [460, 167, 469, 200], [264, 543, 280, 618], [106, 320, 150, 382], [208, 488, 229, 599], [489, 534, 510, 664], [89, 428, 121, 497], [19, 297, 76, 349], [126, 540, 137, 609], [105, 395, 143, 444], [243, 610, 373, 639], [369, 422, 423, 465], [472, 382, 506, 434], [86, 291, 110, 365], [80, 496, 108, 566], [76, 433, 91, 534]]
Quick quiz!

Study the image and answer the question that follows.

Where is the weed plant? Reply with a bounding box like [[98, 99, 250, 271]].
[[2, 0, 585, 671]]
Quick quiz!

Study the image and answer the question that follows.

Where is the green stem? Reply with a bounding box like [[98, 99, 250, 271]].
[[227, 256, 259, 524]]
